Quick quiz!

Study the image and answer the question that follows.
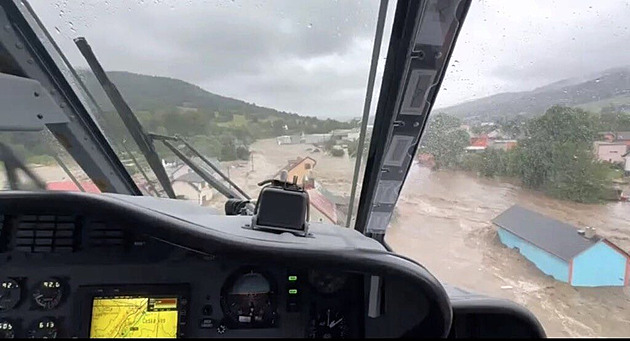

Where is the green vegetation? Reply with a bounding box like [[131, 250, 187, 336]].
[[2, 70, 356, 167], [330, 148, 345, 157], [422, 106, 620, 203], [417, 113, 470, 169]]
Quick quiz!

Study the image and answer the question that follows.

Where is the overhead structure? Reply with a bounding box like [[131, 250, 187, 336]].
[[355, 0, 472, 242], [0, 1, 141, 195]]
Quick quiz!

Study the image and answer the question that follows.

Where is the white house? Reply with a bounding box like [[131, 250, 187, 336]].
[[171, 172, 214, 206], [594, 141, 628, 163], [623, 151, 630, 176]]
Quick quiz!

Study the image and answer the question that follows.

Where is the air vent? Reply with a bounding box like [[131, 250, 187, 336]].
[[87, 222, 125, 247], [14, 215, 77, 253]]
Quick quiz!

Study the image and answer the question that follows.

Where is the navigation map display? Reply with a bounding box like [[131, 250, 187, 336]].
[[89, 296, 179, 338]]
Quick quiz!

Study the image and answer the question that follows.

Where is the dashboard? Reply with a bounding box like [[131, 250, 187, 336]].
[[0, 191, 544, 338]]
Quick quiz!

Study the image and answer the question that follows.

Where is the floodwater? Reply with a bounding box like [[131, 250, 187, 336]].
[[239, 139, 630, 337], [387, 165, 630, 337]]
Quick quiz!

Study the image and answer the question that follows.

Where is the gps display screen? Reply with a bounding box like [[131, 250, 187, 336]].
[[89, 296, 179, 338]]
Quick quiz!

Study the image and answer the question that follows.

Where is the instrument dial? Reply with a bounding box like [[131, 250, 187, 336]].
[[27, 318, 57, 339], [307, 308, 349, 339], [32, 278, 64, 310], [0, 279, 21, 311], [308, 270, 348, 295], [0, 319, 15, 339], [220, 270, 277, 328]]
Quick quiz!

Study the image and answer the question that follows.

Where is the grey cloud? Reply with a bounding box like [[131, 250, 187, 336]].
[[28, 0, 381, 118]]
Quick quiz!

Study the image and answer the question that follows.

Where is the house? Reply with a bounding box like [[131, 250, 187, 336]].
[[470, 135, 489, 148], [464, 146, 486, 153], [593, 141, 628, 163], [493, 205, 630, 287], [331, 128, 360, 142], [274, 157, 317, 185], [171, 172, 214, 206], [623, 150, 630, 176], [416, 153, 436, 168], [276, 135, 301, 145], [599, 132, 616, 142], [46, 181, 101, 193], [614, 131, 630, 146], [489, 140, 517, 151], [306, 187, 339, 224]]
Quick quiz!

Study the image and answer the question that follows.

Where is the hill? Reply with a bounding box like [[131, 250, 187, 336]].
[[438, 66, 630, 122], [75, 70, 356, 162], [79, 70, 299, 120]]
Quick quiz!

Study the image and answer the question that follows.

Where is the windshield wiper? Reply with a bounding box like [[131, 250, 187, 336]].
[[74, 37, 177, 199], [149, 133, 248, 201]]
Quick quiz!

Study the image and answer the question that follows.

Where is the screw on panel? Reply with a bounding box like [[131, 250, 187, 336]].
[[36, 114, 43, 120], [3, 24, 11, 32], [27, 59, 34, 64], [15, 42, 23, 49]]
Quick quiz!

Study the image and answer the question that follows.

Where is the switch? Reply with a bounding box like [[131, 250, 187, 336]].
[[202, 304, 213, 316]]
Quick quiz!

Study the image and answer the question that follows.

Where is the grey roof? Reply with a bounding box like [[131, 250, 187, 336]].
[[616, 131, 630, 140], [173, 172, 205, 184], [492, 205, 600, 261]]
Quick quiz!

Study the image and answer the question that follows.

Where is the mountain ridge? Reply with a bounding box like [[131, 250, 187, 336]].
[[437, 65, 630, 122], [79, 70, 310, 120]]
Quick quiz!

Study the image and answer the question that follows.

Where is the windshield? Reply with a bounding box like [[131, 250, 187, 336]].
[[7, 0, 395, 221], [385, 0, 630, 338], [5, 1, 630, 337]]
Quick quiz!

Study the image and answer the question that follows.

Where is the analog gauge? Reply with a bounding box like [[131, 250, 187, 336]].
[[0, 278, 21, 311], [220, 270, 277, 328], [32, 278, 64, 310], [27, 318, 57, 339], [307, 308, 349, 339], [0, 319, 16, 339], [308, 270, 348, 295]]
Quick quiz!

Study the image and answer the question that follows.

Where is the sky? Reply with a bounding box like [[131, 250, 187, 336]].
[[26, 0, 630, 119]]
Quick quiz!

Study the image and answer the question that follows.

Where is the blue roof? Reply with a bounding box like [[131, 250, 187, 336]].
[[492, 205, 600, 261]]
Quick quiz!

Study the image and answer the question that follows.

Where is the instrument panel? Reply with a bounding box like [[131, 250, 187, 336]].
[[0, 192, 459, 338], [0, 262, 365, 338]]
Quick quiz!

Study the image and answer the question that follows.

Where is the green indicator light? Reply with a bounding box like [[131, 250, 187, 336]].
[[288, 276, 298, 281], [289, 289, 298, 295]]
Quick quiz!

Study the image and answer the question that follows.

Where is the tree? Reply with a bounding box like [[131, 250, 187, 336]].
[[418, 113, 469, 169], [515, 105, 609, 202], [330, 148, 344, 157]]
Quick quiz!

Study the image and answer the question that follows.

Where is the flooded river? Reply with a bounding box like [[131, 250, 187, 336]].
[[236, 138, 630, 337], [387, 165, 630, 337]]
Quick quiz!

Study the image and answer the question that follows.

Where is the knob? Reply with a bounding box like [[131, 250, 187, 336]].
[[217, 324, 226, 334]]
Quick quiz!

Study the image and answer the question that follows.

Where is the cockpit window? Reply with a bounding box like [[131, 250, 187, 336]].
[[387, 0, 630, 338], [8, 0, 396, 218]]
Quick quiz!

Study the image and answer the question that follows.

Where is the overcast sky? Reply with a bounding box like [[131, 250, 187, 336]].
[[27, 0, 630, 119]]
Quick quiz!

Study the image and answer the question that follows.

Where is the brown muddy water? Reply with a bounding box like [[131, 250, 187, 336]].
[[233, 139, 630, 337], [387, 165, 630, 337]]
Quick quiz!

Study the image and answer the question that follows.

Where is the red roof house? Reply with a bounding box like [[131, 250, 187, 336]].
[[46, 181, 101, 194]]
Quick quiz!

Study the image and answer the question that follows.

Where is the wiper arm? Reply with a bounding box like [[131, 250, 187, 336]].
[[177, 137, 250, 200], [0, 142, 45, 190], [149, 133, 248, 201], [74, 37, 177, 199]]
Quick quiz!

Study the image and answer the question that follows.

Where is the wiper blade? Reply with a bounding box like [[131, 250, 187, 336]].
[[149, 133, 249, 201], [74, 37, 177, 199]]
